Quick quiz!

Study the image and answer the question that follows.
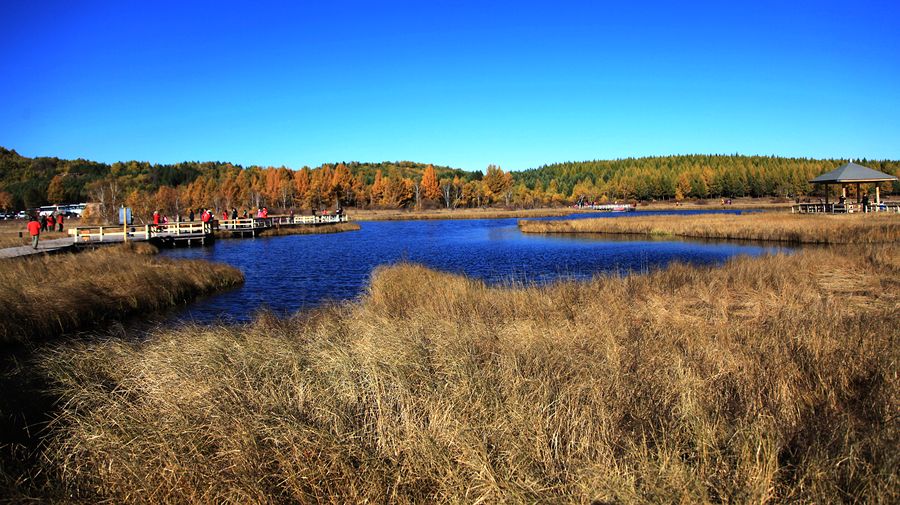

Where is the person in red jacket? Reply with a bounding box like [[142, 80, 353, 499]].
[[47, 214, 56, 231], [27, 216, 41, 249], [57, 213, 64, 232], [200, 209, 211, 230]]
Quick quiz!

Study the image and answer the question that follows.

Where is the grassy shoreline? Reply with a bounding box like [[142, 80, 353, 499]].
[[0, 243, 244, 345], [25, 247, 900, 503], [519, 213, 900, 244], [350, 198, 794, 221]]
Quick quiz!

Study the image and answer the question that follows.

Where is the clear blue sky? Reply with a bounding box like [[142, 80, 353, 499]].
[[2, 0, 898, 171]]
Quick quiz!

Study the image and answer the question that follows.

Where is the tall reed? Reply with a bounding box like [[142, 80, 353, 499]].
[[36, 246, 898, 503]]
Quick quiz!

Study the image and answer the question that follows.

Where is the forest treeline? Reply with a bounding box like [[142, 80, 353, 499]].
[[1, 147, 898, 219]]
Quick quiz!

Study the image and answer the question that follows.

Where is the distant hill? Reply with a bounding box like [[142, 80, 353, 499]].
[[515, 155, 900, 201], [0, 147, 476, 210], [1, 147, 897, 214]]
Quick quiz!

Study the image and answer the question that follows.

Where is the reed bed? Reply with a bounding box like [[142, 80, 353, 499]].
[[0, 243, 244, 344], [519, 213, 900, 244], [257, 222, 361, 237], [35, 247, 899, 503]]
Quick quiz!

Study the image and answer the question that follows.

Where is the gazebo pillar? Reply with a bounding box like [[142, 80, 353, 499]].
[[875, 185, 881, 204], [856, 183, 861, 203]]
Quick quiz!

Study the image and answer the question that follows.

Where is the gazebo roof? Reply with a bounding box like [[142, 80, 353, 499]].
[[810, 162, 898, 184]]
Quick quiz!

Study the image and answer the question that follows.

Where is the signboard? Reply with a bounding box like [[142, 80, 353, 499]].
[[118, 207, 133, 225]]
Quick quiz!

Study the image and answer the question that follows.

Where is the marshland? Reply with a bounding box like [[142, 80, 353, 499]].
[[8, 243, 899, 502], [0, 210, 898, 503]]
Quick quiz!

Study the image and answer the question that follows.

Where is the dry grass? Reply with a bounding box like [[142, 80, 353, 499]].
[[257, 222, 361, 237], [35, 247, 899, 503], [520, 212, 900, 244], [0, 244, 244, 344], [637, 197, 795, 211]]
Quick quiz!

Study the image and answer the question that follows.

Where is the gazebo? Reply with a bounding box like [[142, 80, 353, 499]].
[[799, 161, 898, 213]]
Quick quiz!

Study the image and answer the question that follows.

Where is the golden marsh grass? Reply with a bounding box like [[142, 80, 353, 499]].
[[0, 243, 244, 344], [519, 212, 900, 244], [34, 247, 899, 503]]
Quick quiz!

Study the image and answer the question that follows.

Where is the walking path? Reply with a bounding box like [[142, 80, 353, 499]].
[[0, 238, 75, 259], [0, 214, 351, 260]]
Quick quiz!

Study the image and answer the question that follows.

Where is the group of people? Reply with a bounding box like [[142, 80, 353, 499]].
[[147, 206, 351, 225], [182, 207, 265, 223], [26, 212, 65, 249], [150, 207, 273, 229], [39, 213, 64, 232]]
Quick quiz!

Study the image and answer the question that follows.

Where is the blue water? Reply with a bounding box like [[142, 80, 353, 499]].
[[160, 210, 789, 323]]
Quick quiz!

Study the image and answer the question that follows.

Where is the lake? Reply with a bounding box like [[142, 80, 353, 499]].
[[162, 210, 791, 322]]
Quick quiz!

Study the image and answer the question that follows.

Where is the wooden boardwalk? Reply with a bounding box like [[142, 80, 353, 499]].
[[70, 221, 212, 247], [0, 214, 351, 260], [0, 238, 76, 259], [217, 214, 349, 237], [791, 202, 900, 214]]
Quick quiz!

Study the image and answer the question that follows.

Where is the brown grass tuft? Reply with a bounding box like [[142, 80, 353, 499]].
[[519, 213, 900, 244], [0, 246, 243, 344], [35, 247, 899, 503]]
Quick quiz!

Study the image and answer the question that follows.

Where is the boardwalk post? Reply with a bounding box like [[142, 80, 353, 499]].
[[99, 227, 104, 242]]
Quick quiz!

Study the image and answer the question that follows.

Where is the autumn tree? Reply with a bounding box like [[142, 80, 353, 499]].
[[0, 191, 14, 211], [462, 180, 485, 207], [220, 173, 240, 209], [47, 175, 66, 203], [277, 167, 294, 209], [263, 168, 282, 207], [234, 170, 253, 208], [675, 172, 691, 201], [126, 190, 153, 222], [439, 177, 461, 209], [370, 169, 385, 207], [86, 178, 123, 222], [482, 165, 513, 206], [381, 177, 415, 207], [351, 174, 367, 207], [293, 167, 310, 207], [308, 166, 334, 210], [155, 185, 182, 217], [331, 163, 354, 207], [421, 164, 440, 201]]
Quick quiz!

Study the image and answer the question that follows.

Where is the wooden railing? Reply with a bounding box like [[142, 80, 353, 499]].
[[218, 214, 349, 230], [69, 222, 212, 243], [68, 214, 348, 243], [792, 203, 900, 214]]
